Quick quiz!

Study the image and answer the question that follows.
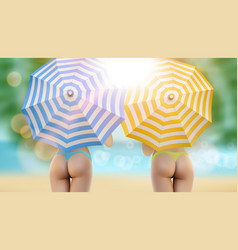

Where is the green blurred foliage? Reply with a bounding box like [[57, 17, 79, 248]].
[[0, 58, 237, 144], [181, 58, 237, 143], [0, 58, 51, 140]]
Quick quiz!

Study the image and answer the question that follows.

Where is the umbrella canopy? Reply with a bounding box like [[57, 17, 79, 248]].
[[22, 58, 125, 152], [122, 59, 213, 151]]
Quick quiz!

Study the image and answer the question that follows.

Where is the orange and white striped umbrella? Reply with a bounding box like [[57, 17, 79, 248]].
[[121, 59, 213, 151]]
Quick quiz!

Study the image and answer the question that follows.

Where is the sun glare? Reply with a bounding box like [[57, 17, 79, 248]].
[[101, 58, 155, 88]]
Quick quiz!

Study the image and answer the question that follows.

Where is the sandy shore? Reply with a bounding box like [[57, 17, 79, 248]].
[[0, 175, 236, 192]]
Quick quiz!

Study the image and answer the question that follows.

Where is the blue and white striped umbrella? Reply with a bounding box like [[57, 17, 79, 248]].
[[22, 58, 125, 152]]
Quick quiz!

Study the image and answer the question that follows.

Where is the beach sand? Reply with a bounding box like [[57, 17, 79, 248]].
[[0, 175, 236, 192]]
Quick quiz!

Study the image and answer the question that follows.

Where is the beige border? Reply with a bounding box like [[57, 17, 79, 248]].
[[0, 1, 237, 249]]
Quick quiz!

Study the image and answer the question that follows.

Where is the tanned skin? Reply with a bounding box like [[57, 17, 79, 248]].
[[142, 143, 194, 192], [49, 134, 113, 192]]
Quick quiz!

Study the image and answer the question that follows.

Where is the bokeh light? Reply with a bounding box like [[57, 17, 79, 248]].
[[93, 150, 111, 166], [20, 125, 32, 139], [11, 113, 28, 133], [113, 155, 131, 169], [7, 71, 22, 87], [34, 141, 57, 161]]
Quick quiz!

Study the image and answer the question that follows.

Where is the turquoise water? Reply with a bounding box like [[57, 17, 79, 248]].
[[0, 139, 236, 177], [91, 143, 237, 177]]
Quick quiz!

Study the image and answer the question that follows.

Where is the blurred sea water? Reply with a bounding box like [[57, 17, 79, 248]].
[[0, 126, 236, 177]]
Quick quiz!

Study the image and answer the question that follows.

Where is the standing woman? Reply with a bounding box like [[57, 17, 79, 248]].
[[49, 135, 113, 192], [142, 144, 194, 192], [22, 58, 125, 192], [121, 59, 213, 192]]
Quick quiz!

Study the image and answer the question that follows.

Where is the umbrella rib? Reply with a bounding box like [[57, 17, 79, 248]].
[[171, 102, 210, 143], [142, 110, 190, 142], [24, 91, 62, 109], [138, 98, 210, 143], [32, 107, 100, 143], [78, 98, 121, 139]]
